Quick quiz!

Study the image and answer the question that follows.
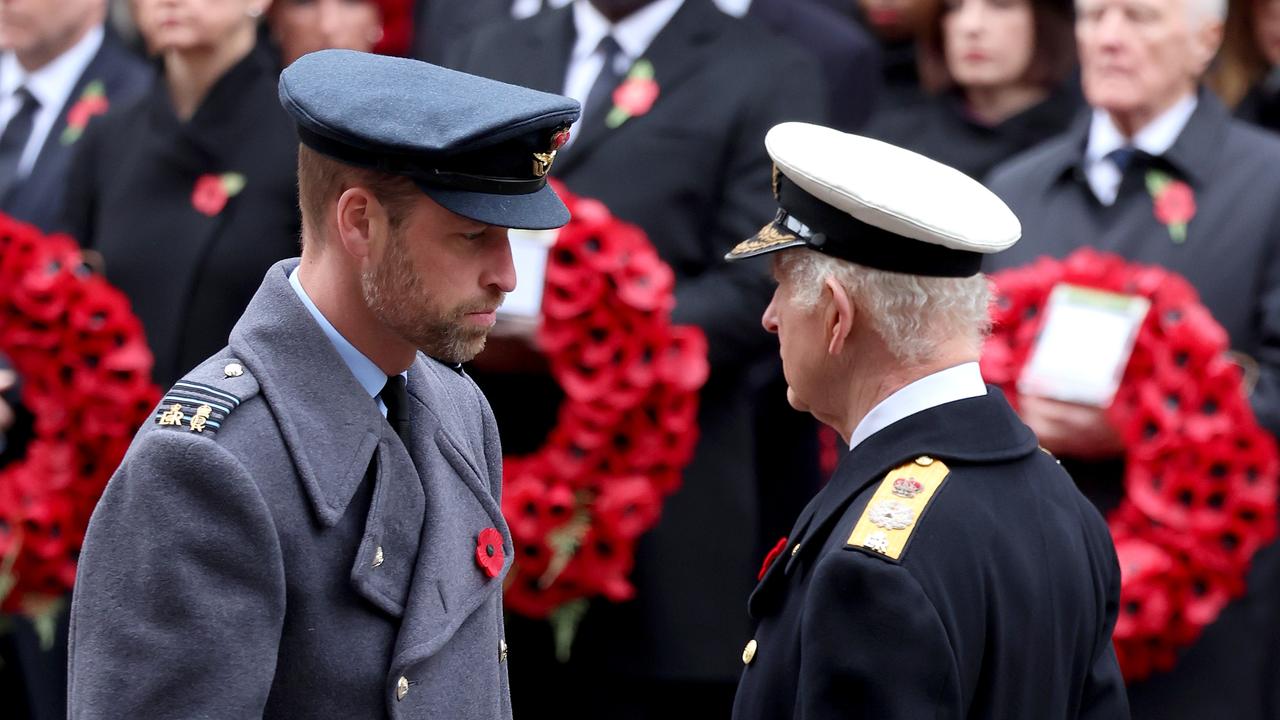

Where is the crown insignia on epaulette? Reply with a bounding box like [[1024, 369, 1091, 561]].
[[153, 380, 242, 436]]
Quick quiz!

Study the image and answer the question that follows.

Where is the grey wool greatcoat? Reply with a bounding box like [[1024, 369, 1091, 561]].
[[68, 259, 514, 719]]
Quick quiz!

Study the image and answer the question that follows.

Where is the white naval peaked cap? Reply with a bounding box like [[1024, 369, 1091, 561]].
[[726, 122, 1022, 277]]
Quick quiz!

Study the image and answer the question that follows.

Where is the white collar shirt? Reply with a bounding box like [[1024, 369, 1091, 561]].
[[0, 24, 104, 178], [561, 0, 684, 146], [847, 362, 989, 452], [1083, 93, 1197, 206]]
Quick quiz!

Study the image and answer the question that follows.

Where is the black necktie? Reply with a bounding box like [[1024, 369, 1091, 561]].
[[581, 36, 627, 130], [0, 87, 40, 200], [379, 374, 410, 445]]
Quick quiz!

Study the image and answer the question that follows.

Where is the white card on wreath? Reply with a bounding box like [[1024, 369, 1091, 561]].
[[498, 228, 558, 319], [1016, 283, 1150, 407]]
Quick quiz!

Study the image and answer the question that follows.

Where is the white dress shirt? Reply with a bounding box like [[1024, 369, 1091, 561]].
[[1083, 93, 1197, 206], [515, 0, 744, 19], [289, 267, 402, 417], [0, 24, 104, 177], [847, 362, 989, 451], [561, 0, 684, 146]]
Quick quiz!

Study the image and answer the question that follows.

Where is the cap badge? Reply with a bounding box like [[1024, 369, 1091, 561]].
[[533, 127, 571, 178], [892, 477, 923, 498]]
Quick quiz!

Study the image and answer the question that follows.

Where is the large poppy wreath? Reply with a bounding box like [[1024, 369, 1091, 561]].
[[982, 248, 1279, 681], [501, 182, 709, 649], [0, 214, 158, 621]]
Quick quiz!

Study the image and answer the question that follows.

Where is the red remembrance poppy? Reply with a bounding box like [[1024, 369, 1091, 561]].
[[191, 174, 229, 217], [758, 536, 789, 581], [476, 527, 505, 578], [1153, 180, 1196, 227]]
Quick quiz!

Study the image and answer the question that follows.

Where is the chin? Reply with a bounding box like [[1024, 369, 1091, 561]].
[[785, 386, 810, 414]]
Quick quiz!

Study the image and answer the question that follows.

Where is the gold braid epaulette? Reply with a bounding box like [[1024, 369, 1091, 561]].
[[846, 455, 951, 561]]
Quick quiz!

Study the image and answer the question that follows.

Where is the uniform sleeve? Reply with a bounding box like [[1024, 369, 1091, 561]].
[[669, 48, 828, 370], [1078, 520, 1130, 719], [68, 432, 286, 719], [797, 549, 963, 719]]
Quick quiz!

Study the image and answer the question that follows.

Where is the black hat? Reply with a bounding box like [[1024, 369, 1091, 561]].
[[279, 49, 581, 230]]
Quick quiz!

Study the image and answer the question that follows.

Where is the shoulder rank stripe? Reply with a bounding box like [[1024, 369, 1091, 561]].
[[154, 380, 242, 436], [173, 381, 242, 407], [847, 455, 951, 561]]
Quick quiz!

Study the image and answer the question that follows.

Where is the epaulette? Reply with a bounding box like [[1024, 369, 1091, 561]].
[[152, 360, 250, 437], [846, 455, 951, 562]]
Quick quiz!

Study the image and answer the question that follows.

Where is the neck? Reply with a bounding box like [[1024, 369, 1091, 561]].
[[297, 245, 417, 376], [1106, 89, 1195, 138], [833, 345, 977, 445], [590, 0, 657, 23], [15, 18, 100, 73], [162, 24, 255, 121], [963, 82, 1049, 126]]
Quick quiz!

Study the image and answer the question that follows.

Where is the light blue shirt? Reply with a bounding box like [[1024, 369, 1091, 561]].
[[288, 267, 399, 417], [848, 362, 989, 451], [1084, 94, 1198, 206]]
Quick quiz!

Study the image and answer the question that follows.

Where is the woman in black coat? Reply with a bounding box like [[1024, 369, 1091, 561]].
[[1209, 0, 1280, 132], [63, 0, 298, 387], [865, 0, 1081, 180]]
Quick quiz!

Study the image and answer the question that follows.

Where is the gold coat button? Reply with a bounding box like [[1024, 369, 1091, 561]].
[[742, 639, 758, 665], [395, 676, 409, 701], [790, 543, 801, 558], [915, 455, 934, 467], [224, 362, 244, 378], [373, 546, 384, 568], [499, 639, 508, 663]]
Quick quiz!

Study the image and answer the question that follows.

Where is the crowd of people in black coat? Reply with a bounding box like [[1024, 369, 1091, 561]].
[[2, 0, 1280, 718]]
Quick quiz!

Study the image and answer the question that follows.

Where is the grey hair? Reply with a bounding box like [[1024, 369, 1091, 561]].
[[778, 249, 992, 367]]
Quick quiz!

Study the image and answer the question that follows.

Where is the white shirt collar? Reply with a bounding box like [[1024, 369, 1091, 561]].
[[713, 0, 753, 16], [1085, 93, 1197, 165], [847, 362, 988, 451], [571, 0, 685, 64], [0, 24, 104, 116], [288, 266, 401, 415]]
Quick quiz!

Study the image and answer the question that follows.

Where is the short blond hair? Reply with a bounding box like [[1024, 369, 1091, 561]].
[[296, 145, 420, 247]]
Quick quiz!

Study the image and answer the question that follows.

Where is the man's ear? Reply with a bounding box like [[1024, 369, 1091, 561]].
[[335, 187, 379, 261], [824, 275, 854, 356]]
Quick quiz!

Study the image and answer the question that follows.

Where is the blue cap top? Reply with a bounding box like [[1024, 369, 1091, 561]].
[[279, 49, 581, 230]]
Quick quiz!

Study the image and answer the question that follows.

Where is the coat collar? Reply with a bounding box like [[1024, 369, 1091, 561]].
[[1045, 87, 1230, 190], [749, 387, 1037, 616]]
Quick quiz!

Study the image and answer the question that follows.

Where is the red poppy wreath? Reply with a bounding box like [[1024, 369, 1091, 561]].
[[982, 248, 1279, 681], [501, 181, 708, 655], [0, 214, 159, 623]]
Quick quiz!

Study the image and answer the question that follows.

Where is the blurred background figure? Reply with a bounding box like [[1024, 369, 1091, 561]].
[[986, 0, 1280, 715], [62, 0, 298, 389], [1207, 0, 1280, 130], [0, 1, 150, 717], [448, 0, 825, 716], [268, 0, 413, 66], [855, 0, 937, 108], [866, 0, 1080, 179]]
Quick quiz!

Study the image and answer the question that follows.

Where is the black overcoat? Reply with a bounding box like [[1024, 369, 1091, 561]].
[[733, 389, 1129, 719], [62, 44, 299, 388]]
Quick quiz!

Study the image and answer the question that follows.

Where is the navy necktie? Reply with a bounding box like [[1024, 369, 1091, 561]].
[[380, 374, 410, 445], [0, 87, 40, 200], [1106, 146, 1136, 175], [581, 36, 627, 130]]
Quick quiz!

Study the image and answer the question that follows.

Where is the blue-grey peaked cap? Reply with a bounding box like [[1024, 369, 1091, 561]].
[[279, 49, 581, 230]]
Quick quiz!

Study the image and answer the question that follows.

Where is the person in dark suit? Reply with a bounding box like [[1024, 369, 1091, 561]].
[[62, 0, 299, 390], [865, 0, 1081, 180], [413, 0, 516, 63], [985, 0, 1280, 715], [725, 121, 1128, 719], [448, 0, 825, 716], [0, 3, 151, 717], [70, 50, 580, 718]]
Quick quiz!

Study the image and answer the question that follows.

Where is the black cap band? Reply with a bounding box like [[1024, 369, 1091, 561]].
[[297, 126, 549, 196], [775, 175, 983, 278]]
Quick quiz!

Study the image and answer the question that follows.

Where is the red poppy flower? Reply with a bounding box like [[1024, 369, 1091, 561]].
[[1153, 180, 1196, 227], [475, 527, 505, 578], [758, 536, 789, 581], [66, 95, 108, 129], [594, 476, 660, 541], [191, 174, 230, 217], [612, 76, 659, 118]]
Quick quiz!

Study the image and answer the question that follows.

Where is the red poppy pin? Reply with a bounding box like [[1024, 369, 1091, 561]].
[[606, 59, 658, 129], [1145, 170, 1196, 244], [551, 127, 571, 151], [191, 173, 246, 217], [758, 536, 789, 581], [60, 81, 109, 146], [476, 527, 505, 578]]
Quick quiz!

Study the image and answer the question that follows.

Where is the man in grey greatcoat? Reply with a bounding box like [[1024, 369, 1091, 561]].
[[67, 50, 580, 719]]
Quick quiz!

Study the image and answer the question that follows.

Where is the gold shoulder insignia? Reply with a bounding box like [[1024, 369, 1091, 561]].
[[846, 455, 951, 561]]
